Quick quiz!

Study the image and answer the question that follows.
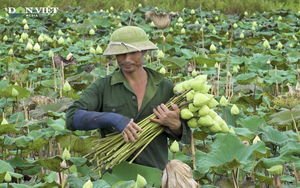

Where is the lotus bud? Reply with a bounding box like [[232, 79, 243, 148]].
[[278, 16, 282, 21], [33, 43, 40, 52], [60, 159, 68, 169], [193, 93, 210, 107], [210, 43, 216, 51], [58, 36, 64, 44], [240, 32, 244, 39], [136, 174, 147, 188], [19, 38, 23, 43], [204, 18, 208, 23], [49, 50, 54, 58], [215, 16, 218, 21], [219, 41, 222, 46], [138, 3, 142, 8], [173, 83, 184, 93], [190, 9, 195, 15], [62, 148, 71, 160], [180, 108, 194, 120], [37, 67, 42, 75], [1, 118, 9, 125], [191, 69, 197, 77], [157, 50, 164, 59], [169, 27, 173, 32], [244, 11, 248, 16], [12, 88, 19, 97], [253, 135, 261, 144], [118, 22, 122, 27], [277, 41, 282, 49], [159, 67, 166, 75], [3, 35, 8, 41], [233, 66, 238, 73], [225, 31, 229, 36], [188, 103, 200, 113], [289, 43, 293, 48], [219, 96, 227, 107], [233, 23, 238, 28], [63, 81, 72, 92], [194, 20, 199, 24], [214, 62, 219, 69], [266, 59, 271, 64], [203, 63, 207, 69], [14, 82, 19, 86], [72, 19, 76, 23], [251, 25, 256, 31], [67, 37, 72, 43], [110, 6, 114, 12], [24, 24, 29, 30], [82, 179, 93, 188], [8, 48, 13, 55], [170, 140, 179, 153], [229, 127, 235, 134], [22, 19, 27, 24], [207, 98, 219, 109], [198, 105, 210, 116], [177, 17, 183, 23], [268, 165, 283, 176], [200, 27, 203, 32], [58, 29, 63, 36], [89, 46, 95, 54], [263, 39, 270, 49], [89, 28, 95, 35], [28, 38, 34, 45], [212, 29, 216, 35], [66, 18, 71, 22], [252, 21, 257, 27], [230, 104, 239, 115], [191, 80, 205, 92], [4, 172, 11, 182], [53, 35, 57, 41], [198, 115, 214, 126], [150, 21, 155, 27], [96, 45, 102, 54], [181, 28, 185, 34], [187, 118, 198, 128], [21, 32, 28, 40]]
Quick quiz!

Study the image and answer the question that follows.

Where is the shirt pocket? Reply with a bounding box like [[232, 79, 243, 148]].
[[102, 101, 126, 114]]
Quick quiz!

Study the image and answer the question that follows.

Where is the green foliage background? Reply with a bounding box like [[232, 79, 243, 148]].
[[1, 0, 300, 14]]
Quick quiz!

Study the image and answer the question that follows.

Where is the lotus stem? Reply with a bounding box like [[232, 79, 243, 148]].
[[226, 21, 234, 97], [191, 130, 196, 170], [290, 109, 300, 143]]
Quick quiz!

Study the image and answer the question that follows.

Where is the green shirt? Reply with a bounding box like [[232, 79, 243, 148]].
[[66, 67, 191, 170]]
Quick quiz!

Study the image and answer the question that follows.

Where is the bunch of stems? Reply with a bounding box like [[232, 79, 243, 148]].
[[84, 89, 190, 171]]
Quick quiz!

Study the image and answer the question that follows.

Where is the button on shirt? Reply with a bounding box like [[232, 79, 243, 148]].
[[66, 67, 191, 170]]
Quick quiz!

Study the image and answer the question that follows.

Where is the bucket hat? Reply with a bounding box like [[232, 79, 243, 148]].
[[103, 26, 158, 56]]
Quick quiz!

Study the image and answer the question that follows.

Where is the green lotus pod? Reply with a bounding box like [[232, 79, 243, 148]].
[[185, 90, 195, 101], [191, 80, 205, 92], [136, 174, 147, 188], [191, 69, 197, 77], [170, 140, 179, 153], [89, 47, 95, 54], [33, 43, 41, 52], [198, 105, 210, 117], [63, 81, 72, 92], [12, 88, 19, 97], [208, 109, 218, 118], [180, 108, 194, 120], [159, 67, 166, 75], [82, 179, 93, 188], [208, 121, 222, 132], [188, 103, 200, 113], [199, 84, 212, 94], [253, 135, 261, 144], [58, 29, 64, 36], [62, 148, 71, 160], [267, 165, 283, 175], [183, 79, 193, 90], [1, 118, 8, 125], [193, 93, 210, 107], [187, 118, 199, 128], [58, 36, 64, 44], [198, 115, 214, 126], [173, 83, 184, 93], [4, 172, 11, 182], [207, 98, 219, 109], [219, 96, 227, 107], [230, 104, 239, 115]]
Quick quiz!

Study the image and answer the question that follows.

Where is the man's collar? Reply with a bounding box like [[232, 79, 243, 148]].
[[111, 67, 164, 85]]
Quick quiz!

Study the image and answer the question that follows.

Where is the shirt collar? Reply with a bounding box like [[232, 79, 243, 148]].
[[111, 67, 164, 85]]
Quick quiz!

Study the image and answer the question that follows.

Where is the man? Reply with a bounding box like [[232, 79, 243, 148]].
[[65, 26, 190, 171]]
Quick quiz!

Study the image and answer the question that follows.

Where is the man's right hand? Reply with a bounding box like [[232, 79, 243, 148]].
[[121, 119, 143, 143]]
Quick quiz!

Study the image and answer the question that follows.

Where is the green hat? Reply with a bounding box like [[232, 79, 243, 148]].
[[103, 26, 158, 56]]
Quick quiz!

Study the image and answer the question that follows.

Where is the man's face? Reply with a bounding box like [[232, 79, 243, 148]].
[[116, 51, 147, 74]]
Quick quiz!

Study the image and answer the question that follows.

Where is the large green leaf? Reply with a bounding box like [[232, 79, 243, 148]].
[[160, 57, 187, 70], [102, 161, 162, 187], [259, 126, 294, 146], [195, 133, 267, 174], [269, 105, 300, 126], [32, 156, 73, 172], [237, 115, 266, 132]]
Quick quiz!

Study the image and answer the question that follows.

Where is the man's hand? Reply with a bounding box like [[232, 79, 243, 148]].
[[150, 103, 182, 136], [121, 119, 143, 143]]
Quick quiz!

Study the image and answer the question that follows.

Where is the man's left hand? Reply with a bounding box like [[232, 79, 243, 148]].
[[150, 103, 182, 136]]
